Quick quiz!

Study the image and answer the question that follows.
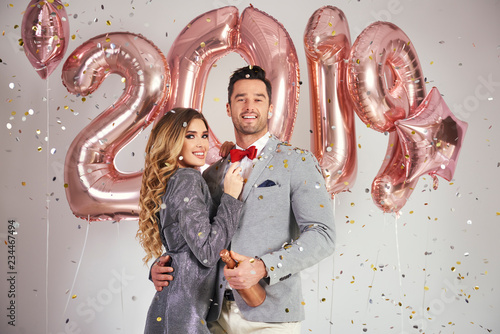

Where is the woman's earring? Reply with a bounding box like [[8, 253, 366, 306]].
[[179, 156, 184, 161]]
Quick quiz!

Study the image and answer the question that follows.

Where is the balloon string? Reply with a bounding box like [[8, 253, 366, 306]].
[[394, 215, 404, 332], [421, 217, 430, 325], [63, 218, 91, 316], [329, 198, 336, 334], [45, 76, 50, 334], [366, 214, 386, 314], [116, 222, 125, 330]]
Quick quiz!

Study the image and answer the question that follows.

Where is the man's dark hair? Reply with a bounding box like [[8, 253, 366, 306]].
[[227, 65, 272, 104]]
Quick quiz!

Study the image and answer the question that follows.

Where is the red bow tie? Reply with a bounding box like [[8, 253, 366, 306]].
[[230, 146, 257, 162]]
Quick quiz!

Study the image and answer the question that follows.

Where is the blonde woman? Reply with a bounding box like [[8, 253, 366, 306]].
[[137, 107, 243, 333]]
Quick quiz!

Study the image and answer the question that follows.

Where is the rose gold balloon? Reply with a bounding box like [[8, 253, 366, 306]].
[[238, 5, 300, 143], [347, 22, 427, 213], [395, 87, 468, 183], [371, 132, 419, 213], [304, 6, 357, 196], [347, 21, 426, 133], [21, 0, 69, 79], [161, 5, 299, 164], [162, 6, 240, 164], [61, 32, 170, 221]]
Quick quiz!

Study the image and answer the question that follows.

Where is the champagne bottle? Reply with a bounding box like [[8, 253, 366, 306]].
[[219, 249, 266, 307]]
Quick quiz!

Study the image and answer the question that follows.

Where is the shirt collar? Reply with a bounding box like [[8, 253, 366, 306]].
[[235, 132, 271, 157]]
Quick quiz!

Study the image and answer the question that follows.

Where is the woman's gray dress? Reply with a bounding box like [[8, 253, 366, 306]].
[[144, 168, 242, 333]]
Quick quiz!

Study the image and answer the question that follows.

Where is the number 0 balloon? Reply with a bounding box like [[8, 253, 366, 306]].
[[162, 5, 300, 165]]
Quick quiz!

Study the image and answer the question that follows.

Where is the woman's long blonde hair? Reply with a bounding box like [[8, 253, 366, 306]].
[[137, 107, 208, 264]]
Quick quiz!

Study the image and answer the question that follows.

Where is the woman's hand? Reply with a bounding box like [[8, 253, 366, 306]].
[[220, 141, 235, 158], [223, 162, 244, 199]]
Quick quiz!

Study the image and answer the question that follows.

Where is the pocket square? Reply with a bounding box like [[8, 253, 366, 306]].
[[258, 180, 276, 188]]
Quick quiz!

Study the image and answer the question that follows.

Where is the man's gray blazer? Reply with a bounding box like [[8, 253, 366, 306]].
[[204, 135, 336, 323]]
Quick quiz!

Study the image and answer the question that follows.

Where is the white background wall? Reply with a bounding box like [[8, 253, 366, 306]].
[[1, 0, 499, 333]]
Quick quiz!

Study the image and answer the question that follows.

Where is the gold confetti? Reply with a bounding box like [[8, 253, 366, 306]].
[[37, 146, 42, 152], [21, 182, 26, 186], [424, 286, 429, 291], [331, 30, 336, 36], [71, 294, 77, 299], [301, 301, 306, 305], [156, 317, 162, 321], [106, 20, 111, 26], [200, 42, 206, 48], [285, 308, 289, 313], [105, 37, 111, 42], [451, 267, 456, 272], [64, 183, 69, 188], [258, 195, 263, 200], [206, 18, 211, 23]]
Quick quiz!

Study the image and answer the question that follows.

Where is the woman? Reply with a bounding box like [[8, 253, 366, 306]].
[[137, 107, 243, 333]]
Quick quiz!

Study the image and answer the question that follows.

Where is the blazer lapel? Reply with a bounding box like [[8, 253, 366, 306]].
[[240, 136, 279, 202]]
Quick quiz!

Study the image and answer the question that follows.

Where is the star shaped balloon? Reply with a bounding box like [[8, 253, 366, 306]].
[[395, 87, 468, 185]]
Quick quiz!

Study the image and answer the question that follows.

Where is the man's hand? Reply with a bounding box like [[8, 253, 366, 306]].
[[151, 255, 174, 292], [220, 141, 235, 158], [223, 251, 266, 290]]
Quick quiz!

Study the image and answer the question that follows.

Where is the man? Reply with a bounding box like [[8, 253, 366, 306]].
[[151, 65, 335, 333]]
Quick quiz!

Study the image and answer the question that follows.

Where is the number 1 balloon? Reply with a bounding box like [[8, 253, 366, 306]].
[[304, 6, 357, 196]]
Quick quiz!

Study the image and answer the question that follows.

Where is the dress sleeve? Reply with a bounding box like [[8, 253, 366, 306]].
[[168, 169, 242, 267]]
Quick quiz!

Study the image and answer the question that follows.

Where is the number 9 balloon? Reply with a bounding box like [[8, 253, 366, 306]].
[[347, 21, 426, 212], [21, 0, 70, 79], [61, 32, 170, 221]]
